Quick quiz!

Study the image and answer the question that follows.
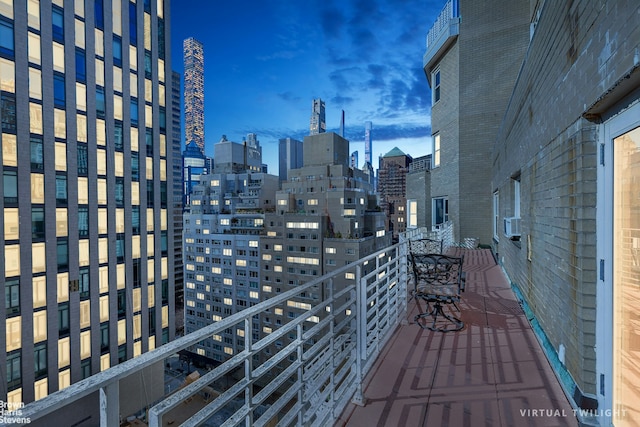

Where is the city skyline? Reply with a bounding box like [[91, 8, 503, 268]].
[[170, 0, 441, 171]]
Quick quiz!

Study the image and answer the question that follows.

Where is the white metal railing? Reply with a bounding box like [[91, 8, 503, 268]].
[[425, 0, 460, 49], [17, 242, 412, 427]]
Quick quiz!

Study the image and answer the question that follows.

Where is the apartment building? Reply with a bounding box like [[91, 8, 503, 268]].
[[0, 0, 174, 405], [377, 147, 412, 241], [422, 0, 529, 243], [182, 137, 278, 361], [261, 132, 389, 360]]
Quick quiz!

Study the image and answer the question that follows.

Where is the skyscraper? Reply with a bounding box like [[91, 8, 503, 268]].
[[278, 137, 303, 181], [364, 121, 373, 166], [309, 98, 326, 135], [0, 0, 174, 405], [183, 37, 205, 152]]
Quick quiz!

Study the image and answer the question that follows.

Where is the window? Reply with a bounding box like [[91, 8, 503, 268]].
[[131, 152, 139, 180], [0, 18, 14, 58], [432, 133, 440, 168], [117, 289, 126, 318], [96, 86, 105, 117], [115, 177, 124, 205], [53, 73, 65, 108], [432, 197, 449, 226], [5, 279, 19, 315], [118, 344, 126, 363], [132, 205, 140, 234], [157, 18, 165, 59], [114, 121, 124, 150], [81, 359, 91, 379], [6, 351, 21, 389], [129, 2, 137, 45], [94, 0, 104, 29], [159, 107, 166, 132], [79, 267, 90, 298], [407, 199, 418, 229], [113, 35, 122, 67], [34, 343, 47, 379], [100, 322, 109, 352], [78, 206, 89, 236], [3, 170, 17, 204], [58, 302, 70, 335], [32, 207, 45, 240], [116, 234, 125, 262], [52, 6, 64, 42], [144, 51, 151, 79], [1, 92, 16, 133], [130, 98, 138, 126], [161, 231, 167, 256], [512, 176, 521, 218], [162, 279, 169, 304], [145, 128, 153, 156], [432, 67, 440, 104], [77, 144, 88, 175], [147, 181, 154, 206], [57, 239, 68, 270], [30, 136, 44, 170], [160, 182, 167, 207], [149, 309, 156, 334], [56, 174, 67, 204], [75, 48, 86, 82]]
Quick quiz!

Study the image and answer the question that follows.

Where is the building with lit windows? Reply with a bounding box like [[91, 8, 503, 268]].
[[182, 170, 278, 361], [261, 132, 389, 361], [377, 147, 412, 241], [183, 37, 204, 153], [0, 0, 174, 407], [309, 98, 325, 135]]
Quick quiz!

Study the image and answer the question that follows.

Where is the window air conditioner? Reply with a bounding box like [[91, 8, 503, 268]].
[[504, 217, 521, 238]]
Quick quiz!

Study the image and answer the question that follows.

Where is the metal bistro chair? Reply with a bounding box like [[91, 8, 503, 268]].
[[411, 253, 465, 332], [408, 238, 443, 256]]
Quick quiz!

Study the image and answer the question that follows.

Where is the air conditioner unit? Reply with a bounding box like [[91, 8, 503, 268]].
[[504, 217, 521, 238]]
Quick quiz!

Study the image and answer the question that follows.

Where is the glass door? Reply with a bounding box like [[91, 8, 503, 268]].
[[613, 124, 640, 426]]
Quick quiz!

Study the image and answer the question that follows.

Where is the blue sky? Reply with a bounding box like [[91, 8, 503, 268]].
[[171, 0, 444, 171]]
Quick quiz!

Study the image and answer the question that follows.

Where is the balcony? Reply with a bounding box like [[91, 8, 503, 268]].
[[423, 0, 460, 74], [15, 225, 577, 426]]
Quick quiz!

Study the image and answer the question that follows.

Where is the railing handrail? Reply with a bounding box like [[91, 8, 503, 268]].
[[19, 241, 406, 424]]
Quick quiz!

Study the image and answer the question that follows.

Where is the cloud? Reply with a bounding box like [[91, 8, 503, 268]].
[[277, 91, 302, 103]]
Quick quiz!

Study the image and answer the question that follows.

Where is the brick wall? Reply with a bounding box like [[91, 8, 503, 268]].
[[493, 0, 640, 396]]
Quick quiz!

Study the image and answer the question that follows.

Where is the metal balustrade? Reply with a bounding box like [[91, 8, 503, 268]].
[[18, 240, 413, 427]]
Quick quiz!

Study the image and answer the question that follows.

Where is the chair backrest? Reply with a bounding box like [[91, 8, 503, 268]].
[[409, 238, 443, 256], [410, 253, 464, 290]]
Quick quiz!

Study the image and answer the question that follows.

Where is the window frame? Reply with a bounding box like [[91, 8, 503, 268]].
[[432, 67, 441, 104]]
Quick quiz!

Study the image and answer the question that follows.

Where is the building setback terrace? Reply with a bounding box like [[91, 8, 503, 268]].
[[337, 248, 578, 427], [12, 231, 578, 427]]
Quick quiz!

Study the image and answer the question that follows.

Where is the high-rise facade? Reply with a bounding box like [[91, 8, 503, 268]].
[[171, 71, 184, 320], [0, 0, 174, 405], [364, 121, 372, 166], [309, 98, 325, 135], [182, 138, 279, 362], [377, 147, 412, 241], [278, 137, 303, 181], [183, 37, 204, 152]]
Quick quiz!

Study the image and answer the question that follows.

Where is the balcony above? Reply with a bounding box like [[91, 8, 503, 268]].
[[423, 0, 460, 80]]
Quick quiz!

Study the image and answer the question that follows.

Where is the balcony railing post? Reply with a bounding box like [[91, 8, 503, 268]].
[[297, 322, 304, 425], [245, 318, 253, 427], [352, 263, 367, 406], [99, 381, 119, 427]]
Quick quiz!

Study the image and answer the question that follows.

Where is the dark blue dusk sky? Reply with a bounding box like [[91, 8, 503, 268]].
[[171, 0, 445, 171]]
